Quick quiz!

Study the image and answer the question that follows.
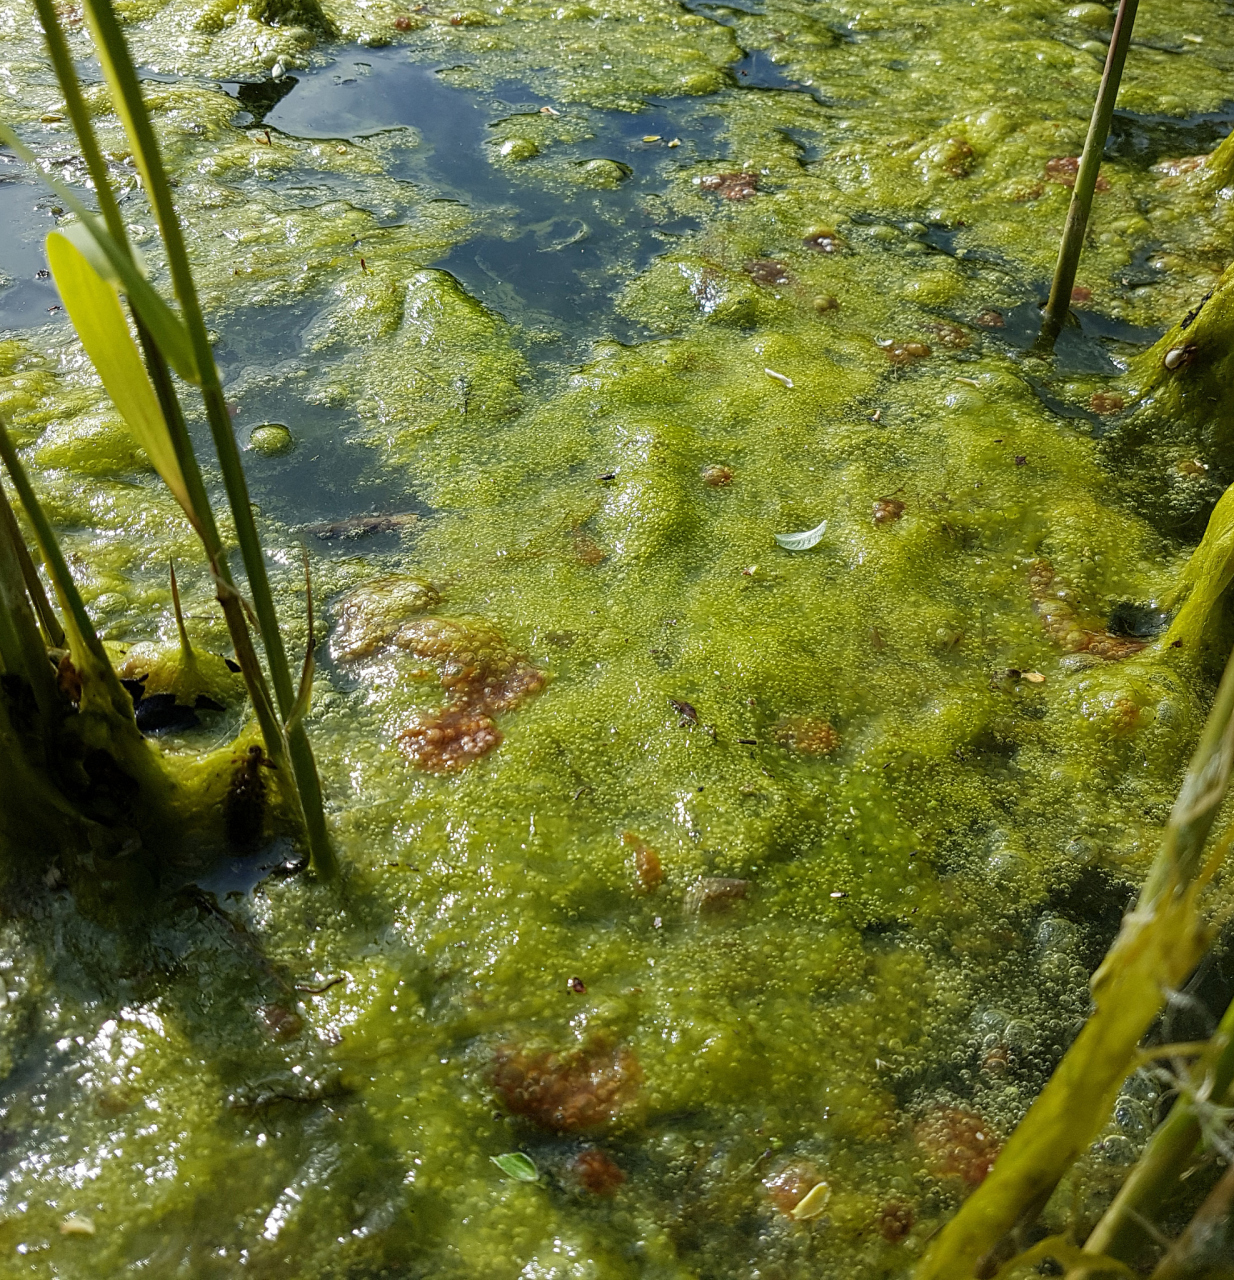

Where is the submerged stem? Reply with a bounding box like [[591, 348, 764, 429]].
[[1038, 0, 1138, 349]]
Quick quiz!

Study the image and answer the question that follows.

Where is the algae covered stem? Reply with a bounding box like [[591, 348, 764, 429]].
[[1039, 0, 1139, 348]]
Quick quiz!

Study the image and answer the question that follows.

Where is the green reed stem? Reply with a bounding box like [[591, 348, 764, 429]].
[[0, 476, 63, 647], [0, 416, 134, 725], [75, 0, 335, 876], [1079, 990, 1234, 1265], [0, 482, 60, 730], [917, 638, 1234, 1279], [31, 0, 128, 246], [1039, 0, 1138, 349]]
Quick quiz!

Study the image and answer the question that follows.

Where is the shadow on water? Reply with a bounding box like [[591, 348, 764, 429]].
[[1108, 103, 1234, 169]]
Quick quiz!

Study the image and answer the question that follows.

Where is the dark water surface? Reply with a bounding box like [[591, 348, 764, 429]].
[[256, 51, 716, 340]]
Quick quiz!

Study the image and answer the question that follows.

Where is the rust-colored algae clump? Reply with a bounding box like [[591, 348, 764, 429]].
[[772, 715, 840, 755], [491, 1041, 642, 1132], [569, 1148, 626, 1195], [872, 497, 906, 524], [1028, 561, 1146, 660], [329, 578, 546, 772], [393, 616, 547, 771], [622, 832, 664, 890], [698, 171, 758, 200], [915, 1107, 1001, 1187]]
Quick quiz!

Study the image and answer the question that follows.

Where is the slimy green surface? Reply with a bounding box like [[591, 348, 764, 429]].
[[3, 1, 1234, 1275]]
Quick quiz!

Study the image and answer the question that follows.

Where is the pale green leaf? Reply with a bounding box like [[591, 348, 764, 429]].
[[59, 220, 148, 290], [789, 1181, 831, 1221], [490, 1152, 538, 1182], [46, 231, 192, 518], [774, 520, 827, 551]]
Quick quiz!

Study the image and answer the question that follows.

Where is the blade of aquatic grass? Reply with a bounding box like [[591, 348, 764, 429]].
[[1039, 0, 1139, 349], [0, 478, 63, 648], [915, 639, 1234, 1279], [0, 128, 198, 384], [75, 0, 335, 876], [46, 231, 193, 516], [1077, 978, 1234, 1265]]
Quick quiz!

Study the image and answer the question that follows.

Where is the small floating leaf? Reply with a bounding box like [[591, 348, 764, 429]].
[[491, 1151, 539, 1182], [790, 1181, 831, 1221], [774, 520, 827, 551]]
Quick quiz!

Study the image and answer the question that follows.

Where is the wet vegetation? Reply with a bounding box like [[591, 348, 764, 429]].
[[5, 0, 1234, 1277]]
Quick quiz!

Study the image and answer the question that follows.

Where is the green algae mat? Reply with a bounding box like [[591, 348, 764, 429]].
[[5, 0, 1234, 1275]]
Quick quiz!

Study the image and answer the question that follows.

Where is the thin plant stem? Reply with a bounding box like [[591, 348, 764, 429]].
[[0, 478, 63, 647], [168, 560, 192, 659], [79, 0, 335, 876], [1078, 991, 1234, 1265], [1148, 1159, 1234, 1280], [1038, 0, 1138, 349]]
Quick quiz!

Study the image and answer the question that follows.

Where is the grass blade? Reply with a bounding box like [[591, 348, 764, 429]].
[[46, 231, 193, 518]]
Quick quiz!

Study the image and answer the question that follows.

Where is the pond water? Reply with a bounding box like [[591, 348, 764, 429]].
[[3, 1, 1234, 1276]]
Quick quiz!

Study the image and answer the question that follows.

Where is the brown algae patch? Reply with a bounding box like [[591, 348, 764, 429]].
[[491, 1040, 642, 1132], [331, 582, 546, 771]]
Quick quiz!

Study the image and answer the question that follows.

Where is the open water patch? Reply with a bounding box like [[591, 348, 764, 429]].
[[248, 49, 719, 345], [0, 163, 65, 333]]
